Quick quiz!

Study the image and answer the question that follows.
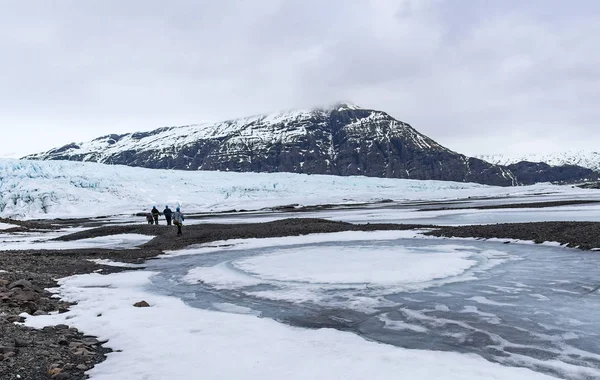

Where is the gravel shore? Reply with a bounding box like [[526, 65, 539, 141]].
[[426, 221, 600, 250]]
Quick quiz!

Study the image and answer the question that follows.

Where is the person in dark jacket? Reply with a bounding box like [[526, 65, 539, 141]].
[[172, 207, 184, 236], [146, 213, 154, 225], [151, 206, 160, 225], [163, 205, 173, 225]]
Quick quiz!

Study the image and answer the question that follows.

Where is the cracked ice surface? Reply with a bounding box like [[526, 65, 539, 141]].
[[148, 233, 600, 380]]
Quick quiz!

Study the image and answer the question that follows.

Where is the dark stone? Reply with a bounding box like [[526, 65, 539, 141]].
[[81, 337, 100, 346], [51, 372, 71, 380], [69, 341, 84, 349], [7, 279, 33, 290], [133, 300, 150, 308], [506, 161, 598, 185], [3, 351, 16, 360], [6, 315, 25, 323], [71, 347, 93, 356], [0, 346, 16, 354], [14, 338, 31, 347], [12, 289, 40, 302]]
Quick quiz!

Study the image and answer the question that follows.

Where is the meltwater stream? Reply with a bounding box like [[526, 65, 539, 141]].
[[145, 237, 600, 380]]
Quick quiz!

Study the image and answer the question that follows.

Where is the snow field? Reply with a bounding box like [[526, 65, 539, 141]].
[[0, 233, 153, 251], [0, 222, 18, 230]]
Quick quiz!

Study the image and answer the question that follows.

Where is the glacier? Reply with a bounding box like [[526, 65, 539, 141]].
[[0, 158, 591, 220]]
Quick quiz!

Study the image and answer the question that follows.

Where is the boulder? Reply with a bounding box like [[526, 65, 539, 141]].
[[8, 279, 33, 290]]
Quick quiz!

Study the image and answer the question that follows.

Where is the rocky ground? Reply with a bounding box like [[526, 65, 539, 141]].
[[426, 221, 600, 250], [1, 215, 600, 379], [0, 273, 110, 380]]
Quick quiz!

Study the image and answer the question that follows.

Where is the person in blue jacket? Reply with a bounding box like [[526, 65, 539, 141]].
[[163, 205, 173, 225]]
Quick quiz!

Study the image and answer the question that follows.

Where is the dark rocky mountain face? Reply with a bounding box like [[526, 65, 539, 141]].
[[506, 161, 599, 185], [25, 104, 593, 186]]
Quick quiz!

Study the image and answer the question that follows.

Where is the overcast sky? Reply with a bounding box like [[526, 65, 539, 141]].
[[1, 0, 598, 158]]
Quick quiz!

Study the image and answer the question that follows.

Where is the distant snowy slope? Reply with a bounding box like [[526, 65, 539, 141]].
[[478, 151, 600, 172], [0, 159, 581, 220]]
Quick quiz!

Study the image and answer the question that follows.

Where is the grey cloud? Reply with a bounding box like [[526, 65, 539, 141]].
[[0, 0, 598, 157]]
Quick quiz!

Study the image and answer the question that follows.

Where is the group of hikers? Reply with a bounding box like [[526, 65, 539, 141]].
[[146, 205, 185, 236]]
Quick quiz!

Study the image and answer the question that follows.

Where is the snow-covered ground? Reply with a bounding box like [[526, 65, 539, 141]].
[[0, 233, 152, 251], [2, 158, 598, 220], [0, 222, 18, 230]]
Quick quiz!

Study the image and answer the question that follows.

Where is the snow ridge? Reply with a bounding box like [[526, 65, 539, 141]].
[[478, 151, 600, 172]]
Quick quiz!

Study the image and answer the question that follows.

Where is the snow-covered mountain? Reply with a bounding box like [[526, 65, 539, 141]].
[[26, 103, 599, 186], [478, 151, 600, 173], [26, 103, 518, 186]]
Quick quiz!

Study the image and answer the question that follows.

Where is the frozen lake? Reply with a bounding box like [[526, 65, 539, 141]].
[[12, 191, 600, 380], [147, 233, 600, 380], [183, 193, 600, 226]]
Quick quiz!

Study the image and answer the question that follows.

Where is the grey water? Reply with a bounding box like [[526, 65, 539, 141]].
[[145, 238, 600, 380]]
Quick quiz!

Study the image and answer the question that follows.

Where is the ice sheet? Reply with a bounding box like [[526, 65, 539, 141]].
[[24, 271, 556, 380], [165, 230, 428, 257], [179, 234, 513, 310], [231, 245, 477, 285], [150, 233, 600, 379]]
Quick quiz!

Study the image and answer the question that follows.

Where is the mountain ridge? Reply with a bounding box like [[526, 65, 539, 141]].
[[477, 151, 600, 173], [25, 104, 596, 186]]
